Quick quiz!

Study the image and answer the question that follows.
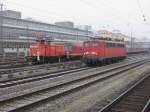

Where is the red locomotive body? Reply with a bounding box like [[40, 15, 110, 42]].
[[83, 39, 126, 65], [66, 42, 83, 59], [29, 40, 66, 63]]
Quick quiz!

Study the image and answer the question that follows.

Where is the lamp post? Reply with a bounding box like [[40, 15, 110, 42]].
[[127, 23, 133, 50], [0, 3, 3, 54], [76, 29, 78, 42], [130, 27, 133, 49]]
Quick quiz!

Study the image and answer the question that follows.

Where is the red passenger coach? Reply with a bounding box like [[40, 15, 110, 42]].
[[83, 38, 127, 65]]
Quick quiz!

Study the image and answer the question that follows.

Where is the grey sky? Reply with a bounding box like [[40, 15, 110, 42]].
[[2, 0, 150, 38]]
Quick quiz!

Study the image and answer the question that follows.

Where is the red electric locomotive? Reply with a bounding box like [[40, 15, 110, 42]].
[[83, 38, 127, 65]]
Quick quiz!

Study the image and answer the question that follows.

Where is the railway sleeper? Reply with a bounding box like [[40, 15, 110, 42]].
[[122, 98, 148, 104], [111, 103, 143, 111], [119, 99, 146, 105], [131, 93, 150, 98], [111, 108, 139, 112], [124, 95, 148, 99], [117, 101, 146, 107]]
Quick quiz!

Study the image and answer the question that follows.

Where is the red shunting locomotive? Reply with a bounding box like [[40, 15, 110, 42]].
[[82, 38, 127, 65], [29, 39, 66, 63]]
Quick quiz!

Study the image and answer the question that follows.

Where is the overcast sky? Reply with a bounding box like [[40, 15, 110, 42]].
[[2, 0, 150, 39]]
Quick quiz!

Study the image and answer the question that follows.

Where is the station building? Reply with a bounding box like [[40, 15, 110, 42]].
[[0, 10, 93, 56]]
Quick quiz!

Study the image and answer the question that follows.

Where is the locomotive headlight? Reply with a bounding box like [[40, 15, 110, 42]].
[[91, 52, 97, 55], [84, 52, 89, 55]]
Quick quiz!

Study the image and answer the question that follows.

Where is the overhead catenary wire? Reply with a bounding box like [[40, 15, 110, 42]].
[[81, 0, 150, 37], [79, 0, 145, 37], [136, 0, 146, 22], [136, 0, 150, 27]]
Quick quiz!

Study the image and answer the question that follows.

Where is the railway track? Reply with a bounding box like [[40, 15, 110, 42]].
[[0, 58, 150, 112], [0, 56, 82, 69], [0, 56, 27, 69], [0, 57, 149, 88], [0, 54, 148, 84], [0, 61, 28, 69], [0, 60, 86, 84], [0, 66, 90, 88], [99, 72, 150, 112], [0, 60, 83, 75]]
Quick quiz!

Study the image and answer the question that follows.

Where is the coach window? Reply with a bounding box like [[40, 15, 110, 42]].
[[119, 44, 122, 47], [116, 44, 118, 47], [120, 44, 122, 47], [117, 44, 124, 48], [106, 43, 110, 47], [116, 44, 119, 47], [121, 44, 125, 48], [112, 43, 116, 47], [110, 43, 113, 47], [107, 43, 113, 47]]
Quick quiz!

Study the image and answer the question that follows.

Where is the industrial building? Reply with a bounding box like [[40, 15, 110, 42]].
[[96, 30, 150, 50], [0, 10, 92, 55]]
